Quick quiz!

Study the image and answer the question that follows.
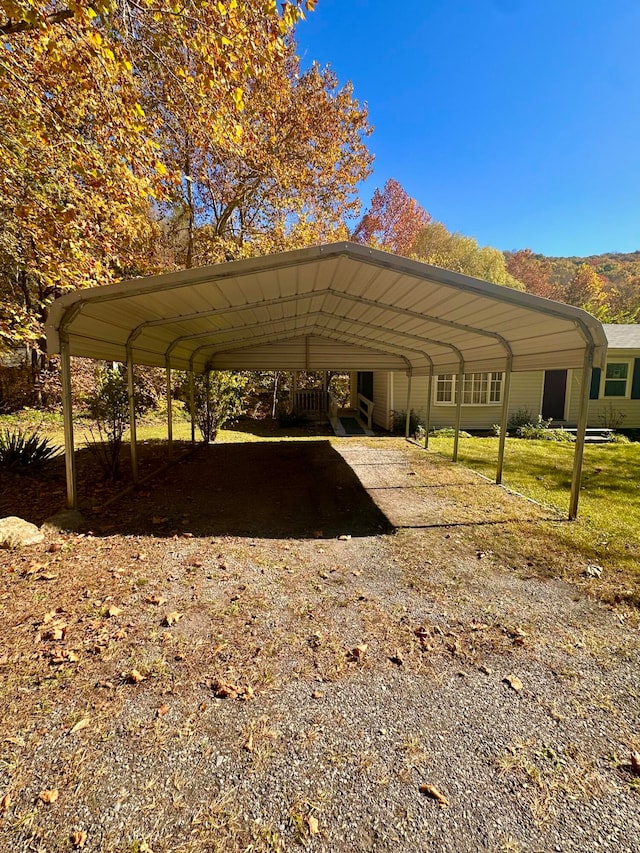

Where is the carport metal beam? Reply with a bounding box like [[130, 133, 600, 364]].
[[569, 345, 594, 519]]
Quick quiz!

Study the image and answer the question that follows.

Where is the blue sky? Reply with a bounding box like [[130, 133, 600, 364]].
[[296, 0, 640, 257]]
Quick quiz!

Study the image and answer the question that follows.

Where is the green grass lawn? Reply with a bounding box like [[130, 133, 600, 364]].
[[428, 433, 640, 594]]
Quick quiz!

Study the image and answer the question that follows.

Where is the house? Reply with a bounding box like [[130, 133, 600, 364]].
[[366, 324, 640, 432]]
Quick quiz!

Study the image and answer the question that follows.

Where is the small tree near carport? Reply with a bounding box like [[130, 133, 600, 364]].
[[192, 371, 248, 442]]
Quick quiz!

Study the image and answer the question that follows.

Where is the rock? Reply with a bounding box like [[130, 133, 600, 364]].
[[0, 516, 45, 549], [41, 509, 86, 534]]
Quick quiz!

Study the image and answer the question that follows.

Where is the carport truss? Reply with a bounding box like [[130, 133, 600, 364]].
[[46, 242, 607, 518]]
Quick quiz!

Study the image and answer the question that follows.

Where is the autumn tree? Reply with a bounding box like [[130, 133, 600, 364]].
[[154, 44, 373, 267], [563, 263, 608, 315], [504, 249, 554, 298], [352, 178, 431, 256], [0, 0, 317, 375], [412, 222, 522, 288]]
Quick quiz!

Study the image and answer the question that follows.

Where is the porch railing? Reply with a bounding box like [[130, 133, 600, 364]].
[[357, 393, 374, 430], [294, 388, 328, 413]]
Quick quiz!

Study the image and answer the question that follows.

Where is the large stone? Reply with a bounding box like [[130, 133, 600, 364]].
[[0, 516, 45, 549], [41, 509, 86, 534]]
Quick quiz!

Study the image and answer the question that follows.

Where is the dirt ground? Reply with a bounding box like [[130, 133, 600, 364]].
[[0, 436, 638, 852]]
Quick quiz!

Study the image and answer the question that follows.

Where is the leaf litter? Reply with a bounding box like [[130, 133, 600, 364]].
[[0, 438, 638, 852]]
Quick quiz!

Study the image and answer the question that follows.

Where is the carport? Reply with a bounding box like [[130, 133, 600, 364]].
[[46, 242, 607, 519]]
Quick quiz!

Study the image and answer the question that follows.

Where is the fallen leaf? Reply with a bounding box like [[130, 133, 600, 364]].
[[128, 669, 145, 684], [389, 649, 404, 666], [39, 788, 59, 804], [350, 643, 368, 660], [337, 534, 351, 541], [147, 595, 167, 606], [419, 784, 449, 807], [311, 690, 324, 699], [244, 732, 254, 752], [0, 792, 10, 812], [157, 703, 169, 718], [71, 830, 87, 848], [308, 815, 320, 836], [212, 680, 239, 699], [504, 674, 523, 692], [164, 611, 183, 626], [107, 606, 122, 618], [69, 718, 90, 735]]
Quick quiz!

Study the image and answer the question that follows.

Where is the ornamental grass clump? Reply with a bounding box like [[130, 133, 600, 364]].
[[0, 427, 60, 472]]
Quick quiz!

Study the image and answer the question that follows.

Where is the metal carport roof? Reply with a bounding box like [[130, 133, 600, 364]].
[[46, 242, 607, 375], [46, 242, 607, 520]]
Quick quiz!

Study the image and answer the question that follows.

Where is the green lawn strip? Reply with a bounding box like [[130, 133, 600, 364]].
[[428, 435, 640, 593]]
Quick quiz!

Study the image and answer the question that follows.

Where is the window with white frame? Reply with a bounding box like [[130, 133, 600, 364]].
[[434, 372, 503, 405], [603, 361, 632, 397]]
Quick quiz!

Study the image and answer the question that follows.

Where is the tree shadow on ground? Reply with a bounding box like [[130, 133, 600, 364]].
[[93, 440, 393, 540]]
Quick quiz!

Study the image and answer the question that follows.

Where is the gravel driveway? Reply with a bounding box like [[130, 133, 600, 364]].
[[0, 437, 638, 852]]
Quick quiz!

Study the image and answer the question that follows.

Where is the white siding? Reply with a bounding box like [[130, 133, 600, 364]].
[[377, 358, 640, 431], [567, 348, 640, 428], [372, 371, 391, 430], [385, 370, 546, 431]]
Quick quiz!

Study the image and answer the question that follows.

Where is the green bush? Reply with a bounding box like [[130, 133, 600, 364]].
[[610, 432, 631, 444], [507, 408, 540, 432], [0, 427, 60, 472], [191, 371, 248, 442], [391, 409, 421, 435], [516, 424, 574, 441], [429, 427, 472, 438]]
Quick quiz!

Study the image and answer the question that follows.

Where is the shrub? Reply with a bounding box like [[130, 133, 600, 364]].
[[84, 364, 153, 481], [507, 408, 539, 432], [391, 409, 421, 435], [516, 423, 574, 441], [610, 432, 631, 444], [0, 427, 60, 472], [429, 427, 472, 438], [192, 371, 248, 442], [598, 403, 626, 431]]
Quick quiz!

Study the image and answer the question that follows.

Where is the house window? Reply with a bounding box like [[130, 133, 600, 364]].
[[434, 372, 503, 405], [436, 374, 454, 403], [603, 361, 631, 397]]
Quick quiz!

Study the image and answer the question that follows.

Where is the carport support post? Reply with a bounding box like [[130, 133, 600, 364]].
[[60, 337, 77, 509], [165, 358, 173, 446], [189, 371, 196, 444], [404, 372, 413, 438], [453, 365, 464, 462], [205, 370, 211, 442], [569, 345, 594, 520], [424, 370, 433, 449], [496, 359, 512, 485], [127, 349, 138, 484]]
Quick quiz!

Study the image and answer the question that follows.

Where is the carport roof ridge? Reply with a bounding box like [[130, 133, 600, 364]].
[[46, 242, 607, 375]]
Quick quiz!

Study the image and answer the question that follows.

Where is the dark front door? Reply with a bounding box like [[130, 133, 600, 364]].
[[357, 371, 374, 400], [542, 370, 567, 420]]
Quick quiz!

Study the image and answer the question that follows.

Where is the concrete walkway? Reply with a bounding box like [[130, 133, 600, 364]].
[[335, 440, 554, 528]]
